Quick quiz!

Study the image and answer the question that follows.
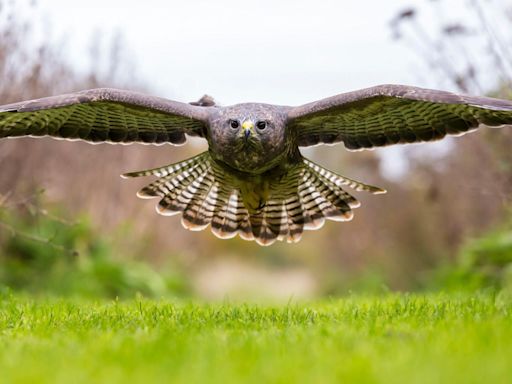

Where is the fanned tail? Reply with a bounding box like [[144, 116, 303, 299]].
[[122, 153, 385, 246]]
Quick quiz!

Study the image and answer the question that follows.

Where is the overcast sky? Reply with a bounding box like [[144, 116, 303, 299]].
[[20, 0, 452, 105], [16, 0, 510, 103]]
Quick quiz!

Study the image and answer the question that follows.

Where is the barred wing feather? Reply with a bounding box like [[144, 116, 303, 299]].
[[288, 85, 512, 150], [0, 88, 208, 145]]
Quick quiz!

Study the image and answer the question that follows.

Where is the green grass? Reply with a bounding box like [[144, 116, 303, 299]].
[[1, 292, 511, 384]]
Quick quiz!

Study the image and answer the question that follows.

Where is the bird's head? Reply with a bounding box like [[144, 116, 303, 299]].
[[207, 103, 290, 174]]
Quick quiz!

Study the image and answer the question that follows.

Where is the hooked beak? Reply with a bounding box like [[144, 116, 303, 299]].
[[242, 120, 254, 139]]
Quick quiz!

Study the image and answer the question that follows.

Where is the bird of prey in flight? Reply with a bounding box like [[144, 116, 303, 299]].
[[1, 85, 511, 245]]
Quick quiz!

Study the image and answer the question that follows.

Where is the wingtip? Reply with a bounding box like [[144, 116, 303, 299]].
[[120, 171, 143, 179], [0, 107, 18, 113], [370, 186, 387, 194], [468, 101, 512, 112]]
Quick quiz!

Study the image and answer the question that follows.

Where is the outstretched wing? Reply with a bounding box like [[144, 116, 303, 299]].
[[0, 88, 210, 145], [287, 84, 512, 150]]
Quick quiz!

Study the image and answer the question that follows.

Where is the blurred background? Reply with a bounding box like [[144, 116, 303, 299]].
[[1, 0, 512, 300]]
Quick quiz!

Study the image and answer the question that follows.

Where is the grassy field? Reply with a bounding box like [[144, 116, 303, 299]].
[[0, 292, 511, 384]]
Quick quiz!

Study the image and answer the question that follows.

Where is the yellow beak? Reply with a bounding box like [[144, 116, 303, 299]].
[[242, 120, 254, 130], [242, 120, 254, 139]]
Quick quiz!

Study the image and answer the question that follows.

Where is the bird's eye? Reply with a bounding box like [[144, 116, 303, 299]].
[[230, 120, 240, 129], [256, 121, 267, 130]]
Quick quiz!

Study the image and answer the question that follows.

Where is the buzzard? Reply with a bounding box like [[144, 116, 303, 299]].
[[1, 85, 511, 245]]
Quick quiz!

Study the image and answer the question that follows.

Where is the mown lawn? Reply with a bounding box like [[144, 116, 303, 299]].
[[0, 292, 511, 383]]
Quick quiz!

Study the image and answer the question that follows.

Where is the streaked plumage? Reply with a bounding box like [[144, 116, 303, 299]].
[[1, 85, 511, 245]]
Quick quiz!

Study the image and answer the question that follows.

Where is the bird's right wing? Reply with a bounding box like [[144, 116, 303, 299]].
[[0, 88, 211, 145]]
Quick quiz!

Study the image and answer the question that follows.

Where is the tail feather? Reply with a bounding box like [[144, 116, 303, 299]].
[[121, 153, 209, 178], [156, 162, 211, 215], [298, 177, 326, 230], [181, 171, 215, 230], [211, 187, 254, 240], [136, 160, 209, 199], [250, 202, 288, 246], [313, 169, 361, 210], [281, 196, 305, 243], [236, 199, 254, 241], [302, 168, 354, 222], [122, 152, 386, 245], [211, 187, 239, 239], [188, 180, 218, 230], [304, 158, 386, 194]]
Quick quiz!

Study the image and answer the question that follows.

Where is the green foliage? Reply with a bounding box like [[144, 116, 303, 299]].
[[0, 293, 510, 383], [0, 204, 190, 299], [424, 222, 512, 292]]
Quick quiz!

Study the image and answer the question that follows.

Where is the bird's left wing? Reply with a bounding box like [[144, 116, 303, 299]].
[[0, 88, 210, 145], [287, 84, 512, 150]]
